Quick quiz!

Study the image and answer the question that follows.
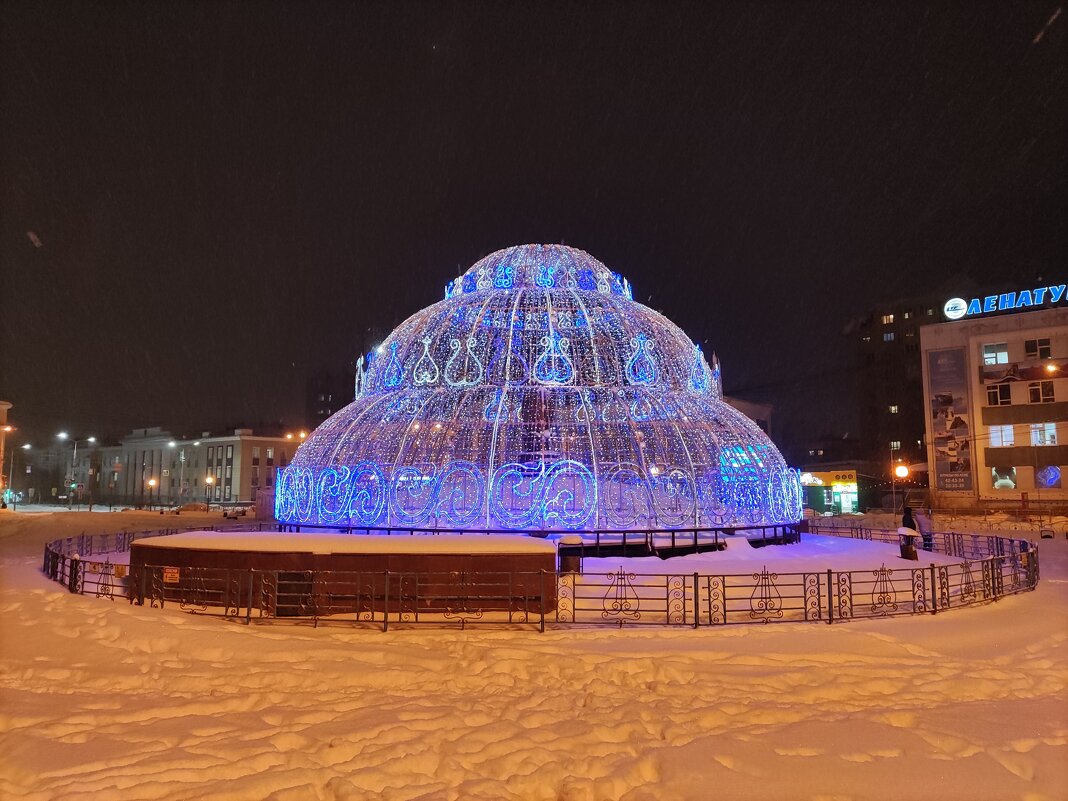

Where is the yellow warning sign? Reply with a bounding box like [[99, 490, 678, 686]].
[[162, 567, 180, 584]]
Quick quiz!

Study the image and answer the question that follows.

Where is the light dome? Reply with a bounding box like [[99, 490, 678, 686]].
[[276, 244, 801, 531]]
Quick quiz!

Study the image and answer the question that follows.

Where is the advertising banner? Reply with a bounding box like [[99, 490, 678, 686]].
[[980, 355, 1068, 384], [928, 348, 973, 491]]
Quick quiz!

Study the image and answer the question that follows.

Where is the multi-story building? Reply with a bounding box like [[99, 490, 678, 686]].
[[306, 367, 355, 429], [64, 427, 302, 507], [920, 287, 1067, 510], [852, 295, 943, 469]]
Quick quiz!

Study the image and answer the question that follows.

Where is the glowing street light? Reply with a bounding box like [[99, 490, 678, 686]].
[[891, 459, 910, 515], [205, 475, 215, 510], [57, 432, 96, 508]]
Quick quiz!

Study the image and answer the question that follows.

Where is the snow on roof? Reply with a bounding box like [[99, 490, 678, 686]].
[[131, 530, 557, 555]]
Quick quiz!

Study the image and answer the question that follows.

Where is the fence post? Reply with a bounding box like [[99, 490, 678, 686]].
[[930, 564, 937, 614], [693, 572, 699, 629], [383, 571, 390, 632], [539, 570, 545, 633], [826, 569, 834, 624], [245, 570, 254, 625]]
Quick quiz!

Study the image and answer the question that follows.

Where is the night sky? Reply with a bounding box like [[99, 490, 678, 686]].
[[1, 1, 1064, 451]]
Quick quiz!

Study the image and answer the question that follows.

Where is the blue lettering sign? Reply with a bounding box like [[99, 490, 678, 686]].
[[948, 283, 1065, 319]]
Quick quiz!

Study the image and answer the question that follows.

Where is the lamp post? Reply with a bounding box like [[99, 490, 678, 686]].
[[891, 460, 909, 516], [205, 475, 214, 511], [10, 443, 31, 508], [147, 478, 157, 511], [57, 432, 96, 508]]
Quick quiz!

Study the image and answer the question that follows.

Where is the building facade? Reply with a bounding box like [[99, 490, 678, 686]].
[[65, 427, 301, 507], [921, 298, 1067, 509], [852, 296, 943, 469]]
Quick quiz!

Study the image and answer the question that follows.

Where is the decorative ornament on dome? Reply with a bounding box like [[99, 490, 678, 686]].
[[381, 342, 404, 388], [413, 336, 440, 386], [533, 330, 575, 386], [625, 332, 658, 386]]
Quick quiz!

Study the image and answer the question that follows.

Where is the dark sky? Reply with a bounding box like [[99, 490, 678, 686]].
[[1, 1, 1064, 447]]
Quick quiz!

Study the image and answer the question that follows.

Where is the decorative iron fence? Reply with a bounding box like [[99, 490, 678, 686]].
[[41, 523, 1038, 629]]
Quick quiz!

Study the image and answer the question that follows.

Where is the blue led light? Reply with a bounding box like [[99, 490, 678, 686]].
[[276, 244, 801, 532]]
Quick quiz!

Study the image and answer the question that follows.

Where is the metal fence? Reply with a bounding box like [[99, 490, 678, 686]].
[[41, 523, 1039, 630]]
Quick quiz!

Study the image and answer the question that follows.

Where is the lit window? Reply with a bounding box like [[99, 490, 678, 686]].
[[890, 440, 901, 451], [1025, 338, 1051, 359], [1028, 381, 1055, 404], [881, 314, 894, 324], [252, 446, 260, 465], [987, 384, 1012, 406], [989, 425, 1014, 447], [903, 312, 911, 320], [1030, 423, 1057, 446], [982, 343, 1009, 365], [889, 405, 899, 414], [883, 332, 895, 342]]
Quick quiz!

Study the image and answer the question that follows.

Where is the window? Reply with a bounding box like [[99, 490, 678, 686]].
[[207, 446, 214, 461], [252, 446, 260, 466], [989, 425, 1014, 447], [251, 466, 260, 486], [1025, 338, 1051, 359], [926, 308, 934, 316], [987, 384, 1012, 406], [1029, 381, 1055, 403], [903, 312, 911, 320], [225, 465, 232, 478], [883, 332, 895, 342], [1030, 423, 1057, 446], [888, 405, 899, 414], [890, 440, 901, 451], [266, 447, 274, 466], [861, 335, 871, 343], [983, 343, 1009, 365], [226, 445, 234, 460], [267, 467, 274, 487], [224, 486, 232, 501], [881, 314, 894, 324]]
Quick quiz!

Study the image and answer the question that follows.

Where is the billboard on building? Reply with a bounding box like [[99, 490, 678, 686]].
[[928, 348, 973, 491]]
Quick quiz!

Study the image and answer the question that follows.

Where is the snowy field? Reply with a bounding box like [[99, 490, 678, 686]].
[[1, 510, 1066, 800]]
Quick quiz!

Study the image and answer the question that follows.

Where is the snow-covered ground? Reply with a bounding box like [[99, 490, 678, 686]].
[[1, 510, 1065, 800]]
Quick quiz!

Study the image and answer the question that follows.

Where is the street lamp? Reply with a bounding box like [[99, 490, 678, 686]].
[[147, 478, 158, 510], [205, 475, 215, 511], [57, 432, 96, 508], [891, 461, 909, 515]]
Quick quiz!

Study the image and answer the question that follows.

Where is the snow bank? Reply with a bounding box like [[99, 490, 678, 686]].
[[1, 511, 1065, 800]]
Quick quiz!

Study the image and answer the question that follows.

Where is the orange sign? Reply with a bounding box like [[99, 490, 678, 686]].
[[162, 567, 180, 584]]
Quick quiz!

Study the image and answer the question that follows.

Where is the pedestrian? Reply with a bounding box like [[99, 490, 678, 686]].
[[914, 507, 933, 551], [901, 506, 916, 531]]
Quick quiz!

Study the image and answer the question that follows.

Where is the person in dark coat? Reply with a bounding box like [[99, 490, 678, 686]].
[[902, 506, 916, 531]]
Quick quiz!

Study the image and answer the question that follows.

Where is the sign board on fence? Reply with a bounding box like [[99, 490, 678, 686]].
[[114, 565, 126, 578], [162, 567, 180, 584]]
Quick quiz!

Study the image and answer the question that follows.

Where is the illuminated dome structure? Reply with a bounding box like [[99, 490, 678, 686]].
[[276, 245, 802, 532]]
